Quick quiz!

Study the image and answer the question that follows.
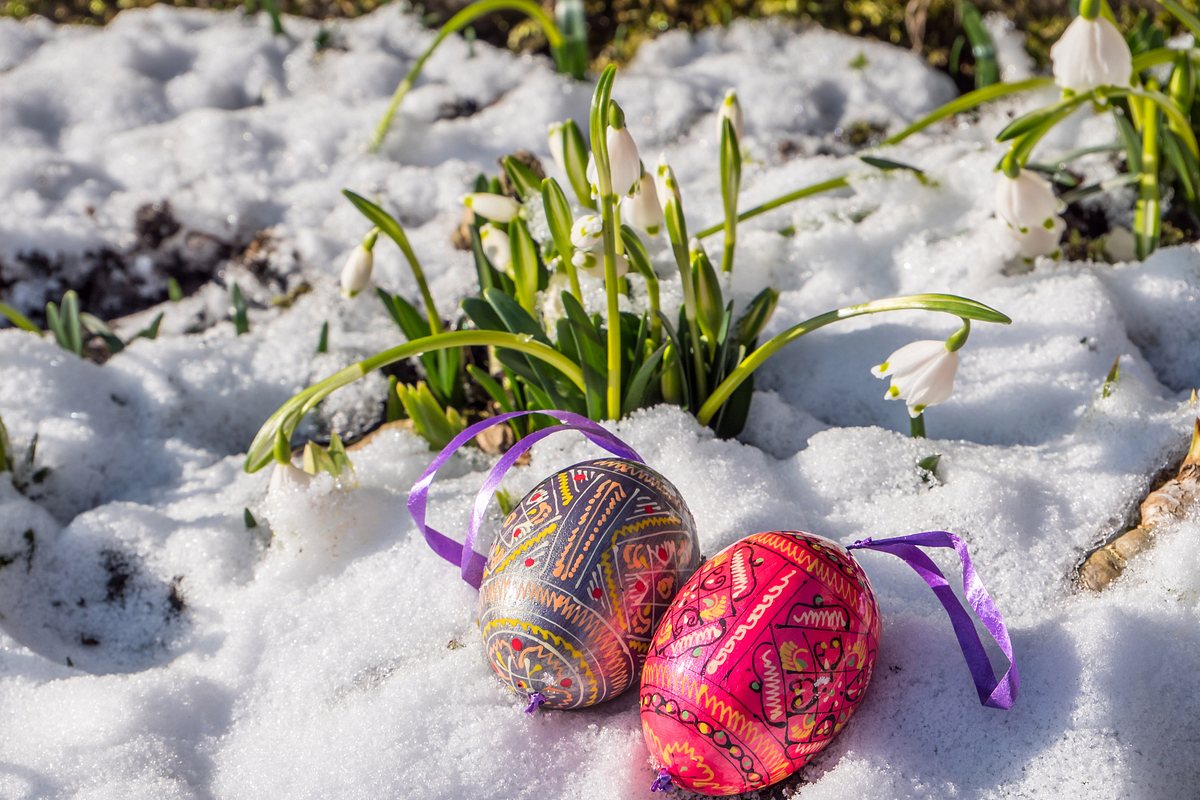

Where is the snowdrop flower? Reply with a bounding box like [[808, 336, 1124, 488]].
[[606, 103, 642, 197], [547, 122, 567, 176], [718, 89, 744, 142], [872, 340, 959, 418], [461, 192, 521, 224], [1050, 14, 1132, 93], [339, 231, 376, 298], [480, 224, 512, 273], [994, 168, 1064, 258], [571, 214, 605, 253], [268, 461, 312, 497], [621, 171, 664, 236], [573, 250, 628, 280]]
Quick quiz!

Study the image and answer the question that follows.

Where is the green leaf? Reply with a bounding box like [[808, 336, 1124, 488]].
[[243, 508, 258, 529], [560, 119, 594, 209], [734, 288, 779, 344], [386, 375, 404, 422], [623, 341, 666, 411], [0, 302, 40, 333], [541, 177, 576, 260], [502, 156, 542, 201], [508, 218, 540, 313], [167, 277, 184, 303], [315, 321, 329, 354], [230, 283, 249, 336], [960, 0, 999, 89], [859, 155, 926, 175]]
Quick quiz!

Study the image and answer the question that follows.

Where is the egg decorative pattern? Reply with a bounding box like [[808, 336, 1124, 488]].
[[479, 458, 701, 709], [640, 531, 881, 795]]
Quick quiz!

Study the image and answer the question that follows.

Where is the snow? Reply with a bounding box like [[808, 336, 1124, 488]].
[[0, 6, 1199, 799]]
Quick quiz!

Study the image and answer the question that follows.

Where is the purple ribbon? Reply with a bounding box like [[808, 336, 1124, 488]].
[[847, 531, 1019, 710], [523, 691, 547, 714], [407, 410, 643, 589], [649, 769, 674, 793]]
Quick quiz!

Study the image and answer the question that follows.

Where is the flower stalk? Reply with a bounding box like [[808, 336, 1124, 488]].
[[244, 329, 586, 472], [589, 65, 623, 420], [696, 295, 1010, 426], [371, 0, 569, 151]]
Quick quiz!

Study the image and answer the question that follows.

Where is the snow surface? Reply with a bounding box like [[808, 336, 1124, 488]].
[[0, 6, 1199, 799]]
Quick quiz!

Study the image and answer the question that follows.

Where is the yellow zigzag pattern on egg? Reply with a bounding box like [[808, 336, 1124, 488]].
[[484, 582, 634, 693], [481, 617, 603, 706], [556, 471, 574, 505]]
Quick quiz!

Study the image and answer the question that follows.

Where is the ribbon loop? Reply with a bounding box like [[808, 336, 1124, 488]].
[[407, 410, 643, 588], [847, 530, 1019, 710]]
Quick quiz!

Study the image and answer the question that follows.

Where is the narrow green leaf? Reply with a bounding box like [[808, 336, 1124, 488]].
[[316, 321, 329, 354], [230, 283, 249, 336]]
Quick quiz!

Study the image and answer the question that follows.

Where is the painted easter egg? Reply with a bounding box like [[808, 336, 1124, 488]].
[[478, 458, 700, 709], [639, 531, 881, 795]]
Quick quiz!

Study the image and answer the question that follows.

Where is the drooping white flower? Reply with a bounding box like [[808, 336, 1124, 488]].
[[872, 340, 959, 418], [573, 250, 629, 281], [621, 172, 664, 236], [268, 461, 312, 497], [606, 125, 642, 197], [995, 169, 1064, 258], [571, 214, 605, 253], [586, 154, 599, 197], [547, 122, 567, 176], [339, 244, 373, 298], [480, 224, 512, 273], [1050, 15, 1133, 93], [461, 192, 520, 224], [718, 89, 744, 142]]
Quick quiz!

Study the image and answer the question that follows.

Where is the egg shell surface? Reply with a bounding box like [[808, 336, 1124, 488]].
[[640, 530, 881, 795], [479, 458, 700, 709]]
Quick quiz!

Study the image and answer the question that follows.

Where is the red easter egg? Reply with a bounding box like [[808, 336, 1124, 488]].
[[639, 531, 881, 795]]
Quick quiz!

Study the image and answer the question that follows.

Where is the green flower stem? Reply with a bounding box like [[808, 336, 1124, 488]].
[[1100, 85, 1199, 159], [696, 175, 850, 240], [600, 194, 622, 419], [696, 294, 1011, 426], [370, 0, 565, 151], [343, 190, 443, 334], [243, 330, 585, 472], [693, 78, 1055, 242], [1080, 0, 1100, 20], [882, 78, 1054, 147], [910, 413, 927, 439], [1132, 47, 1200, 74], [1135, 91, 1161, 260], [590, 65, 621, 420]]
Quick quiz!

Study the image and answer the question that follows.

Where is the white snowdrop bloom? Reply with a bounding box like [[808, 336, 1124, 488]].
[[547, 122, 567, 175], [606, 125, 642, 197], [586, 154, 599, 197], [718, 89, 744, 142], [1050, 15, 1132, 92], [621, 172, 663, 236], [339, 244, 373, 298], [268, 461, 312, 497], [872, 340, 959, 418], [573, 250, 628, 280], [1015, 215, 1065, 258], [480, 224, 512, 272], [571, 213, 605, 253], [461, 192, 520, 223], [995, 169, 1064, 258]]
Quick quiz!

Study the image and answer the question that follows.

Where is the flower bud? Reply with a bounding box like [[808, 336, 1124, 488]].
[[461, 192, 521, 224], [480, 224, 512, 273], [606, 117, 642, 197], [339, 244, 373, 298], [718, 89, 744, 142], [621, 172, 664, 236]]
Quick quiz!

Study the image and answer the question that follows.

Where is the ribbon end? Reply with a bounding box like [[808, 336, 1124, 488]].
[[650, 768, 674, 793], [524, 691, 547, 714]]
